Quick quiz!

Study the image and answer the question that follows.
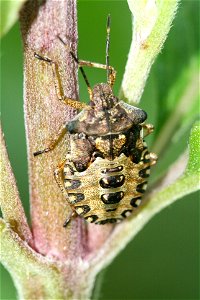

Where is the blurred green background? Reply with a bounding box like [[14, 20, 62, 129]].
[[1, 1, 199, 299]]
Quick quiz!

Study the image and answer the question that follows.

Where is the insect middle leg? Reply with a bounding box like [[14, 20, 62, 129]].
[[33, 124, 67, 156]]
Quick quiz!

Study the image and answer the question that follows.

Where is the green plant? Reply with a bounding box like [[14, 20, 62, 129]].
[[1, 1, 199, 299]]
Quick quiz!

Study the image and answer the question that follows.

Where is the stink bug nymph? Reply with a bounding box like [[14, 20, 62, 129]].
[[34, 16, 157, 226]]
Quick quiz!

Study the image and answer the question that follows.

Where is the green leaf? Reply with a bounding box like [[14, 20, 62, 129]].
[[0, 0, 26, 37]]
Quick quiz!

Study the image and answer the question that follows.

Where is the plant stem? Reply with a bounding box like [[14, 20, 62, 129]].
[[20, 0, 87, 260]]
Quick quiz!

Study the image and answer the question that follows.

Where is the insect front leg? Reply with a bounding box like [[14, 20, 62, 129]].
[[34, 53, 87, 109], [57, 35, 116, 89], [78, 60, 116, 87], [33, 124, 67, 156]]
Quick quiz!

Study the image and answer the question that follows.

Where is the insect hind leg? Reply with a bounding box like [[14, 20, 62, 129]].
[[63, 210, 77, 227]]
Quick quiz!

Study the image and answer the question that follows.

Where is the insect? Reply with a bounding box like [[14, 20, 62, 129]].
[[34, 16, 157, 226]]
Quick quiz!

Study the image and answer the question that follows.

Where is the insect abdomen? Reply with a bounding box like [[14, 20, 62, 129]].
[[64, 153, 150, 224]]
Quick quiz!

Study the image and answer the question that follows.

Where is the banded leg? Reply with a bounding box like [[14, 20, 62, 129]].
[[33, 124, 67, 156], [34, 53, 87, 109]]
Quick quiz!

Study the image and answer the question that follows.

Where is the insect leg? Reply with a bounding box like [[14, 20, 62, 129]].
[[63, 210, 77, 227], [78, 60, 116, 87], [142, 124, 154, 137], [33, 124, 67, 156], [34, 53, 88, 109]]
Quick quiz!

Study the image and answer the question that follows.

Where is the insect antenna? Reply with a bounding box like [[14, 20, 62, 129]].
[[106, 14, 111, 84], [58, 36, 93, 99], [104, 15, 114, 159]]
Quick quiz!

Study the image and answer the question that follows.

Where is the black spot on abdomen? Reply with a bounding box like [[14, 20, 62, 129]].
[[101, 165, 123, 174], [64, 179, 81, 189], [136, 182, 147, 194], [101, 191, 124, 204], [85, 215, 98, 223], [130, 197, 142, 208], [68, 193, 84, 204], [139, 167, 150, 178], [75, 205, 90, 215], [99, 175, 125, 188], [96, 218, 121, 225]]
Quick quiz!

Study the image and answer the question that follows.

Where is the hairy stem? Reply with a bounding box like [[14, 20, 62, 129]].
[[20, 0, 87, 260], [120, 0, 180, 104]]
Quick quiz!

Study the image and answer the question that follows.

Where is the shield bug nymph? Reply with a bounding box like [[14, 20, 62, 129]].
[[34, 15, 157, 226]]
